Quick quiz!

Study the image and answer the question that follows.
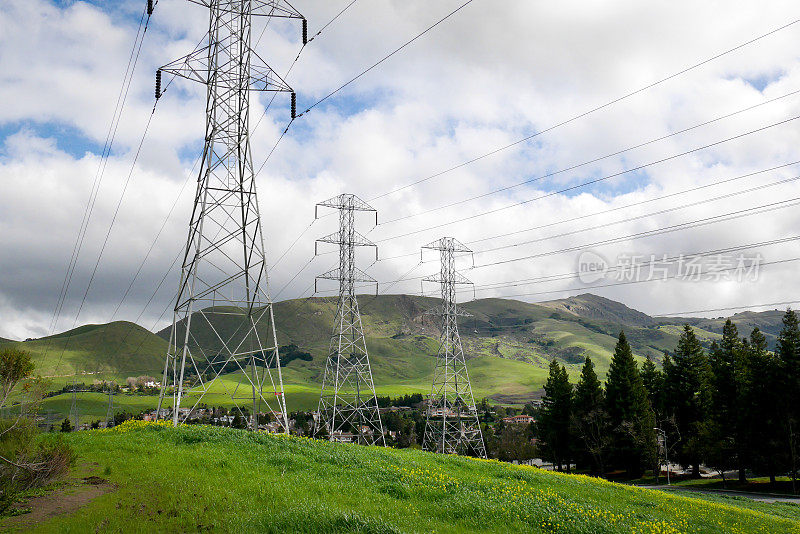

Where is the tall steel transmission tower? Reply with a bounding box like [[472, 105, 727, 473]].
[[156, 1, 304, 430], [421, 237, 486, 458], [314, 194, 385, 446]]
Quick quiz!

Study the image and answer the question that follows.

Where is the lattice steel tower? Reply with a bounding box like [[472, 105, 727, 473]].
[[421, 237, 486, 457], [156, 0, 304, 430], [314, 194, 385, 445]]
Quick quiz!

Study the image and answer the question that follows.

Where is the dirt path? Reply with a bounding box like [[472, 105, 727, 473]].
[[1, 477, 115, 531], [642, 484, 800, 504]]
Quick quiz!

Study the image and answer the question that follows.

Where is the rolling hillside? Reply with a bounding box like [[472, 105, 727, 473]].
[[11, 422, 800, 532], [7, 294, 790, 411], [2, 322, 167, 383]]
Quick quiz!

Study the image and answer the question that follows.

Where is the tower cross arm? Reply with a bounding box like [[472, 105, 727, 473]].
[[187, 0, 304, 19], [316, 267, 376, 284], [423, 271, 473, 286], [422, 237, 472, 253], [423, 305, 472, 317], [316, 194, 377, 214], [316, 230, 376, 248], [160, 46, 294, 92]]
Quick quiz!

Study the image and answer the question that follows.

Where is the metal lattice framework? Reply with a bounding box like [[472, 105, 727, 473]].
[[314, 194, 385, 446], [421, 237, 486, 457], [157, 0, 304, 431]]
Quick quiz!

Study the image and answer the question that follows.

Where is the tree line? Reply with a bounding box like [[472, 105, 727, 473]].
[[537, 308, 800, 488]]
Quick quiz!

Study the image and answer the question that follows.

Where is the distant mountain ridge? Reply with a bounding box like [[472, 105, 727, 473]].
[[6, 294, 790, 402], [538, 293, 656, 327]]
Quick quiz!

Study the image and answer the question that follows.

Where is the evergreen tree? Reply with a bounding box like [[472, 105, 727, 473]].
[[640, 355, 665, 422], [665, 325, 712, 477], [703, 322, 741, 486], [60, 418, 72, 433], [777, 309, 800, 490], [604, 331, 656, 477], [572, 356, 607, 475], [539, 359, 573, 472], [743, 327, 784, 484]]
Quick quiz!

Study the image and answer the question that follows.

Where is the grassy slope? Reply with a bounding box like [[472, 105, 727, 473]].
[[23, 423, 800, 533], [7, 322, 166, 380]]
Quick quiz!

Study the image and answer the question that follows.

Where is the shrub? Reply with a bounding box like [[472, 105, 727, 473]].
[[0, 419, 75, 513]]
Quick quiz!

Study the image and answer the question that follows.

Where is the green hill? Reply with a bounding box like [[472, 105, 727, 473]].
[[656, 309, 787, 348], [11, 422, 800, 532], [5, 321, 167, 382], [13, 294, 790, 416]]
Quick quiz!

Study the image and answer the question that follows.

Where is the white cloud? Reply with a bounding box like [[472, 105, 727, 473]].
[[1, 0, 800, 339]]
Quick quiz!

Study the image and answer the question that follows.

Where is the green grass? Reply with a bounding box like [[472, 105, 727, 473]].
[[18, 423, 800, 533]]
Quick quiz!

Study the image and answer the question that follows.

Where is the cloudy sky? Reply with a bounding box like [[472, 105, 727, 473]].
[[2, 0, 800, 340]]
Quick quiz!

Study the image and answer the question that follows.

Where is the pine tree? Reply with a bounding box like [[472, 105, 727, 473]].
[[640, 355, 665, 422], [665, 325, 712, 477], [572, 356, 607, 475], [604, 331, 656, 477], [777, 309, 800, 491], [539, 359, 573, 472], [743, 327, 784, 484], [704, 321, 741, 486]]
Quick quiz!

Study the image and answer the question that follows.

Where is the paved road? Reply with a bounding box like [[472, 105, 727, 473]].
[[641, 484, 800, 504]]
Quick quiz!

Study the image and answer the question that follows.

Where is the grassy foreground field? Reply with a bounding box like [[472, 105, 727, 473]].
[[11, 422, 800, 533]]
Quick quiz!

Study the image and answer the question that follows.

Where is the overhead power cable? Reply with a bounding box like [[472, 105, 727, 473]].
[[375, 114, 800, 243], [47, 5, 151, 345], [380, 88, 800, 224], [368, 17, 800, 202], [464, 195, 800, 270], [251, 0, 474, 180], [54, 103, 160, 374], [464, 235, 800, 292], [324, 234, 800, 297], [473, 174, 800, 257], [421, 255, 800, 313], [297, 0, 475, 116], [658, 299, 800, 317], [375, 164, 800, 263]]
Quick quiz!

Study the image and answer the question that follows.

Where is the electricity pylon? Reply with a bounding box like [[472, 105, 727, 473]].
[[156, 0, 304, 430], [421, 237, 486, 458], [314, 194, 385, 446]]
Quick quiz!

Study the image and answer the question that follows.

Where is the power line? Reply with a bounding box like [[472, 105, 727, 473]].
[[472, 174, 800, 257], [325, 235, 800, 296], [346, 193, 800, 289], [375, 114, 800, 243], [465, 161, 800, 246], [464, 236, 800, 292], [464, 195, 800, 270], [449, 256, 800, 301], [47, 6, 151, 346], [374, 163, 800, 262], [298, 0, 476, 116], [53, 103, 160, 375], [380, 89, 800, 224], [368, 17, 800, 202], [658, 299, 800, 317]]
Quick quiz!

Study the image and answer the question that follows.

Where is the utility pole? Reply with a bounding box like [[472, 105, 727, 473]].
[[156, 1, 305, 430], [421, 238, 486, 458], [314, 194, 385, 446], [106, 388, 114, 428], [69, 377, 79, 431], [655, 427, 670, 485]]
